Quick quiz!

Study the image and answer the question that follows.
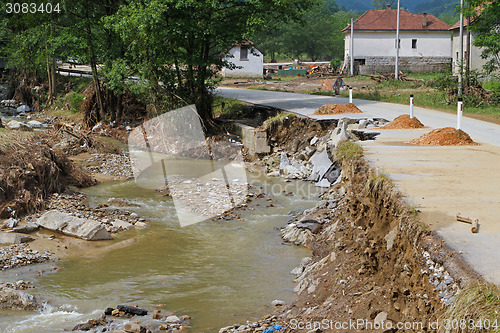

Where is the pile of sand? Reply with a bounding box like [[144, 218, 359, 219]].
[[382, 114, 424, 129], [314, 103, 363, 115], [410, 127, 478, 146]]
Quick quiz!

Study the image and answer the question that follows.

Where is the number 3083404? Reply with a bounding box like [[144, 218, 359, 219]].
[[6, 3, 61, 14]]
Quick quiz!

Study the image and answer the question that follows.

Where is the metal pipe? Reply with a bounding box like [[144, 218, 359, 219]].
[[350, 18, 354, 76], [395, 0, 400, 80], [458, 0, 464, 95]]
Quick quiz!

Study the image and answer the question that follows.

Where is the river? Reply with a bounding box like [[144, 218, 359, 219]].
[[0, 171, 319, 332]]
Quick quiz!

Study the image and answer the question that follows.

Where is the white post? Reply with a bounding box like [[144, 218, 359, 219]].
[[410, 94, 414, 119], [457, 97, 463, 130], [350, 18, 354, 76], [458, 0, 464, 95], [349, 86, 353, 104], [395, 0, 400, 80]]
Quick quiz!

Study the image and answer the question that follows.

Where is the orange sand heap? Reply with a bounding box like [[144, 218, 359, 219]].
[[314, 103, 363, 115], [382, 114, 425, 129], [409, 127, 478, 146]]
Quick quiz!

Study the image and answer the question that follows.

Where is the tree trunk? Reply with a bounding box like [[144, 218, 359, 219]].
[[50, 56, 57, 98], [0, 117, 4, 128], [116, 93, 123, 123], [45, 45, 54, 103], [109, 89, 116, 123], [85, 20, 105, 122]]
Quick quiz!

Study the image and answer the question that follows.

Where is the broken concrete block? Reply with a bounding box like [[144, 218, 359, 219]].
[[309, 150, 333, 179], [0, 232, 35, 244], [36, 210, 112, 241], [12, 222, 39, 234], [112, 219, 133, 231]]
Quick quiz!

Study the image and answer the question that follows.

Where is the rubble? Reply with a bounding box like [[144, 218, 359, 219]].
[[36, 210, 113, 241]]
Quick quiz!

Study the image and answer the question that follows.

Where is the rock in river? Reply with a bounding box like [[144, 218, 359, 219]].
[[0, 285, 39, 310], [36, 210, 112, 241]]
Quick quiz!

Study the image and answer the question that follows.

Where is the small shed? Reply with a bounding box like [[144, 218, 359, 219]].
[[222, 41, 264, 79]]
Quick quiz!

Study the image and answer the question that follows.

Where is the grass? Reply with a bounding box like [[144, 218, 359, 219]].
[[212, 96, 248, 118], [366, 172, 393, 194], [340, 73, 500, 122], [0, 128, 35, 149], [439, 282, 500, 333], [262, 112, 296, 129], [335, 141, 363, 163]]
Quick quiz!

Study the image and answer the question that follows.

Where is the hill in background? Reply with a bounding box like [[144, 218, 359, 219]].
[[336, 0, 460, 24]]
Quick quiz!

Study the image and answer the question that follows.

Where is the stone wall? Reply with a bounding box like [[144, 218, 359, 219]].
[[359, 56, 451, 74]]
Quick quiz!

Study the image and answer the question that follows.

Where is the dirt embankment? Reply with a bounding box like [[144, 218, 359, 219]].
[[222, 117, 482, 333], [277, 160, 480, 332], [0, 132, 95, 218]]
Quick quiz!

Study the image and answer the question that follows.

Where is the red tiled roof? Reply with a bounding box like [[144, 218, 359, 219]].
[[449, 18, 472, 30], [449, 4, 485, 30], [342, 9, 451, 32]]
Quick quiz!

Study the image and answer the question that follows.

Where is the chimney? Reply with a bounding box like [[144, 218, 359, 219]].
[[422, 13, 428, 27], [386, 4, 391, 9]]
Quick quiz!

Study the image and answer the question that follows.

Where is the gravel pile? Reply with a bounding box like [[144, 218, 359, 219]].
[[84, 153, 134, 180], [0, 244, 51, 270]]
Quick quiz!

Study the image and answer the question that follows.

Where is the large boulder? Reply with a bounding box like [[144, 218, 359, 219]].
[[36, 210, 112, 241]]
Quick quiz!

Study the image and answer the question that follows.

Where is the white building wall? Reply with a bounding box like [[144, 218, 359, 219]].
[[345, 31, 451, 58], [451, 30, 490, 74], [222, 46, 263, 78]]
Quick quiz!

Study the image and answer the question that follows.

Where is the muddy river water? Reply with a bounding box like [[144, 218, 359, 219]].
[[0, 170, 319, 332]]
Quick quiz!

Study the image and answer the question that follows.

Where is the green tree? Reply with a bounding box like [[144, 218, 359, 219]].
[[254, 1, 356, 62], [2, 0, 63, 103], [107, 0, 318, 129], [463, 0, 500, 73]]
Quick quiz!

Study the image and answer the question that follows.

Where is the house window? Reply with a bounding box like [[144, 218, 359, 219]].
[[240, 46, 248, 61], [395, 39, 401, 49], [355, 58, 366, 65], [412, 39, 417, 49]]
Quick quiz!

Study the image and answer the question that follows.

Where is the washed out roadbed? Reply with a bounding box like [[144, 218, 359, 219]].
[[221, 114, 489, 333]]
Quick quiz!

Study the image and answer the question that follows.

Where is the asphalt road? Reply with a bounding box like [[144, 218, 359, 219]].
[[216, 87, 500, 147], [216, 86, 500, 285]]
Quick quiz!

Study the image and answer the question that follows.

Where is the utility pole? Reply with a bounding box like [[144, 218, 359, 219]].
[[458, 0, 464, 95], [350, 18, 354, 76], [395, 0, 400, 80]]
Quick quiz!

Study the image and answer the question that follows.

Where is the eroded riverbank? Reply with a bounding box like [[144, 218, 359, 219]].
[[0, 107, 495, 333]]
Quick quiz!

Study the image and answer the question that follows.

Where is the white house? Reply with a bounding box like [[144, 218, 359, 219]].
[[343, 6, 452, 74], [449, 17, 497, 75], [222, 41, 264, 79]]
